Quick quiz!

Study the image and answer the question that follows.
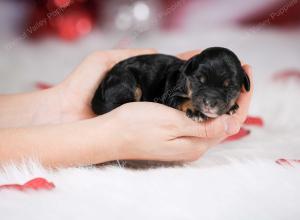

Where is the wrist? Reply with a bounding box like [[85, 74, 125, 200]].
[[30, 87, 63, 125], [87, 114, 128, 163], [0, 88, 63, 128]]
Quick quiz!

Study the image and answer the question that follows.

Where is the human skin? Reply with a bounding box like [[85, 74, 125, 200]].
[[0, 49, 253, 168]]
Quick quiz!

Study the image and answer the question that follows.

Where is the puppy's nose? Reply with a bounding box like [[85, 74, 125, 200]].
[[203, 98, 218, 108], [203, 98, 209, 106], [209, 99, 218, 108]]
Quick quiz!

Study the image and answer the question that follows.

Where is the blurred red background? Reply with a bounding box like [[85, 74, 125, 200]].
[[0, 0, 300, 95]]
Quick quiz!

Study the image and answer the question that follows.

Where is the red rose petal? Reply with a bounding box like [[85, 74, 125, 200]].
[[276, 158, 300, 167], [244, 116, 264, 127], [35, 82, 53, 90], [272, 70, 300, 81], [0, 184, 24, 191], [23, 178, 55, 190], [0, 178, 55, 191]]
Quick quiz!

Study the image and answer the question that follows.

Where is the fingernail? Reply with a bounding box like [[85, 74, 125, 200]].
[[223, 116, 240, 135], [248, 65, 252, 73]]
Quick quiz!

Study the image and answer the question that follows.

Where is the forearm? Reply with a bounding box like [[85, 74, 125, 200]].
[[0, 88, 61, 128], [0, 116, 121, 168]]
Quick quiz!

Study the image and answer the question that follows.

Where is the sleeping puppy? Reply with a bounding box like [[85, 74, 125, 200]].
[[92, 47, 250, 121], [91, 47, 250, 168]]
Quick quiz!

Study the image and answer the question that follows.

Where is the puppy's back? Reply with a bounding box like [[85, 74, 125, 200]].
[[91, 54, 184, 114]]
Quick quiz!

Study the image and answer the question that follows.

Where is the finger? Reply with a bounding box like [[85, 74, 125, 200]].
[[176, 49, 202, 60], [67, 49, 157, 90], [80, 48, 157, 75], [88, 49, 157, 78], [93, 48, 157, 69], [235, 64, 254, 124], [170, 132, 226, 160], [170, 136, 226, 161], [176, 113, 240, 138], [163, 137, 208, 161]]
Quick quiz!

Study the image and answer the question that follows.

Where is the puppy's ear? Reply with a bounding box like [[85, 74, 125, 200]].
[[242, 69, 250, 92], [182, 58, 197, 76]]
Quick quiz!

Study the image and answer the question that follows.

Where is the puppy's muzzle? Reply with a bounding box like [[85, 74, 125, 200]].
[[193, 91, 227, 117]]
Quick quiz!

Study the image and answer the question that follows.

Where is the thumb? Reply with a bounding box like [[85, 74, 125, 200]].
[[178, 114, 241, 138]]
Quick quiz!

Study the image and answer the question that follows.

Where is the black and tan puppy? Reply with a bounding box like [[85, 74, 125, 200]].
[[92, 47, 250, 122]]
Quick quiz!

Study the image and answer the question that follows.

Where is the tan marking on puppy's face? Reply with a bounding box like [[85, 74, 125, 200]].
[[134, 86, 142, 101], [186, 79, 192, 98], [177, 99, 194, 112]]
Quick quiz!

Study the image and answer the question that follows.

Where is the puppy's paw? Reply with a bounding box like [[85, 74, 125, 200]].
[[227, 103, 239, 115], [186, 109, 208, 122]]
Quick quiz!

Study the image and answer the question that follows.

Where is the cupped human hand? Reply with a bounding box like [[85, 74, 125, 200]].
[[98, 101, 232, 162], [53, 49, 253, 162]]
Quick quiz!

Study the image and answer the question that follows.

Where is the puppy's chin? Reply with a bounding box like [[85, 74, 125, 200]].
[[201, 106, 229, 118], [200, 106, 220, 118], [202, 112, 219, 118]]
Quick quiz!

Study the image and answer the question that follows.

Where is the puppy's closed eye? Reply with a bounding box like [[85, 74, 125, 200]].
[[197, 75, 207, 84], [199, 75, 206, 84], [223, 79, 231, 87]]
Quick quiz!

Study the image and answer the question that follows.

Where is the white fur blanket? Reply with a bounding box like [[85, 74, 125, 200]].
[[0, 160, 299, 220], [1, 28, 300, 219]]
